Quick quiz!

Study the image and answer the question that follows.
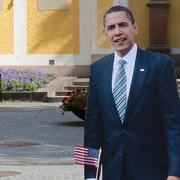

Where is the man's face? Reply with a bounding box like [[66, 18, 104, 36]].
[[104, 11, 139, 57]]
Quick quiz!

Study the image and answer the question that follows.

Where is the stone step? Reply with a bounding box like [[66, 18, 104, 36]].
[[47, 96, 68, 102], [64, 85, 89, 91], [55, 90, 72, 96], [72, 78, 89, 86]]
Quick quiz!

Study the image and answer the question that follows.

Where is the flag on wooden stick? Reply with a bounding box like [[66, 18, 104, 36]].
[[74, 146, 101, 168]]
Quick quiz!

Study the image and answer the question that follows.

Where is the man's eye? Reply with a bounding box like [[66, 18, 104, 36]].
[[119, 23, 128, 27], [107, 26, 114, 30]]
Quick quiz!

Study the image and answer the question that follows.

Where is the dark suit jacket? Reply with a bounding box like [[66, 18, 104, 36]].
[[84, 48, 180, 180]]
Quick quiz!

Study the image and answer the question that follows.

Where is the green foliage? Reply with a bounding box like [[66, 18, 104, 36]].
[[60, 89, 87, 111]]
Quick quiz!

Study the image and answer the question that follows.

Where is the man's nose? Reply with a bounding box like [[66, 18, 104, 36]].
[[114, 26, 122, 36]]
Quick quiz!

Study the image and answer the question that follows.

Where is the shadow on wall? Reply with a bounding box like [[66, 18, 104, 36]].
[[7, 0, 13, 10]]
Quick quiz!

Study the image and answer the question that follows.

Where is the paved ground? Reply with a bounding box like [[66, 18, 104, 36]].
[[0, 165, 83, 180], [0, 102, 84, 179]]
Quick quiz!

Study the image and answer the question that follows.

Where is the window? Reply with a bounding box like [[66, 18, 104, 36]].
[[38, 0, 69, 11]]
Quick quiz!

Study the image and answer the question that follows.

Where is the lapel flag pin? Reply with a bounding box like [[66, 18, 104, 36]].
[[140, 69, 144, 72]]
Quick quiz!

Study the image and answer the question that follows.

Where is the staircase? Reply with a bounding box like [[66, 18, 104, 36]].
[[54, 78, 89, 102], [39, 77, 180, 103], [39, 77, 89, 102]]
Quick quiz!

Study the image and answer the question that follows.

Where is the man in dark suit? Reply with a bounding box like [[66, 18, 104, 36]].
[[84, 5, 180, 180]]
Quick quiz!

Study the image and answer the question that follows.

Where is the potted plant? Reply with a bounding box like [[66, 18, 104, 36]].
[[60, 89, 88, 120]]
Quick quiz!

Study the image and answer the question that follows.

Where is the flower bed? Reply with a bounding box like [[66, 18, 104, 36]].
[[0, 69, 55, 92]]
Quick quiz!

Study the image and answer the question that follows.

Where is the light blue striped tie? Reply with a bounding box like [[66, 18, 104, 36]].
[[113, 59, 127, 123]]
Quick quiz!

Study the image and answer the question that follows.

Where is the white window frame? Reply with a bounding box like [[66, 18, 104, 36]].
[[37, 0, 69, 11], [113, 0, 128, 7]]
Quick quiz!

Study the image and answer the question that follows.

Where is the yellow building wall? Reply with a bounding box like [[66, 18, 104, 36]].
[[130, 0, 180, 49], [97, 0, 180, 49], [0, 0, 13, 54], [129, 0, 149, 48], [96, 0, 113, 49], [27, 0, 79, 54]]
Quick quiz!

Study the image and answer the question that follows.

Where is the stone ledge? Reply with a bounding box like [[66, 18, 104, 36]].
[[0, 92, 48, 102]]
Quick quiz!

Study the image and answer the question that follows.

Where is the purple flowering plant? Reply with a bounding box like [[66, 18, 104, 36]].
[[0, 69, 55, 92]]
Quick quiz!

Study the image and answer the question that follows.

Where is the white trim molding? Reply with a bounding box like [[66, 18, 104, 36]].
[[14, 0, 27, 57], [0, 54, 77, 65], [0, 0, 3, 10], [77, 0, 92, 65]]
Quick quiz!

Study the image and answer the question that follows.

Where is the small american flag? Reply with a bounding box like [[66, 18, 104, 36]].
[[74, 146, 100, 168]]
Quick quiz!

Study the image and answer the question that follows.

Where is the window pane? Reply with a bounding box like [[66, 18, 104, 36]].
[[38, 0, 69, 11]]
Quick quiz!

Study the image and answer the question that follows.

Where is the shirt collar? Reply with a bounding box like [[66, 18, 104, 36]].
[[114, 43, 137, 66]]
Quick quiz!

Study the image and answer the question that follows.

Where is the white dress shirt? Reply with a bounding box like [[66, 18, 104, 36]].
[[112, 43, 137, 102], [85, 44, 137, 180]]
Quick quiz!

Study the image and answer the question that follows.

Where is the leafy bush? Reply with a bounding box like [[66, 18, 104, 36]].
[[0, 69, 55, 92], [60, 89, 88, 120], [60, 89, 87, 111]]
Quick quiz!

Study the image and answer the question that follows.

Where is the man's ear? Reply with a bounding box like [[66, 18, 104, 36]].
[[134, 23, 139, 34]]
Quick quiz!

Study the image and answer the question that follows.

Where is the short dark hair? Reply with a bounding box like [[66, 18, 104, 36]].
[[103, 5, 135, 27]]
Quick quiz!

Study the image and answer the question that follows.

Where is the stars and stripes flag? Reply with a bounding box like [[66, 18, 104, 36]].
[[74, 146, 101, 168]]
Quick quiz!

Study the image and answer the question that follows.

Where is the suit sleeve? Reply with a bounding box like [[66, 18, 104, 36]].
[[84, 64, 102, 179], [159, 58, 180, 176]]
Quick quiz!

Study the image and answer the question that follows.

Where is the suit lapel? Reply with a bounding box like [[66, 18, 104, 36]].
[[102, 49, 151, 125], [125, 48, 151, 122]]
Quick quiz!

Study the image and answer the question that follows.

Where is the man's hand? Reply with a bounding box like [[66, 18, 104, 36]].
[[167, 176, 180, 180]]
